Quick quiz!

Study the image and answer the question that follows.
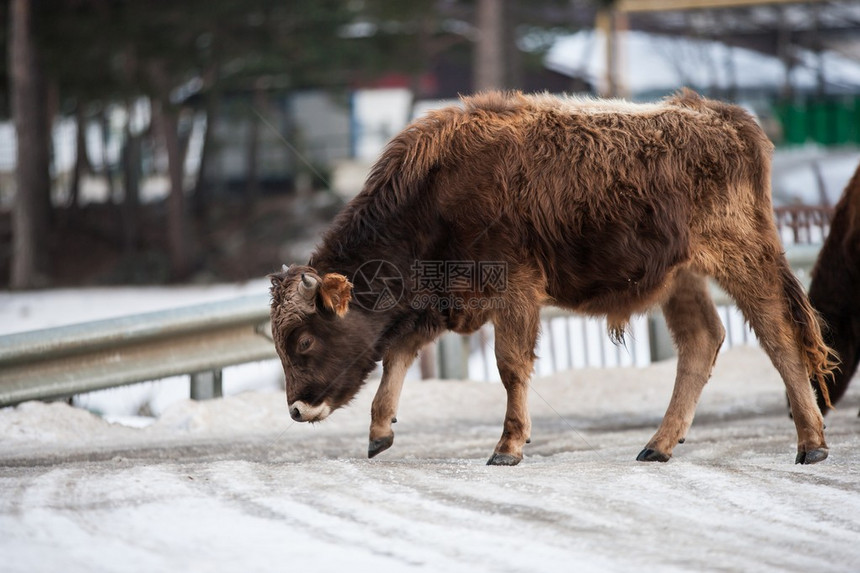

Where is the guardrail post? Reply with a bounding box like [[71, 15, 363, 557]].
[[648, 311, 676, 363], [419, 343, 437, 379], [190, 370, 223, 400], [437, 333, 469, 379]]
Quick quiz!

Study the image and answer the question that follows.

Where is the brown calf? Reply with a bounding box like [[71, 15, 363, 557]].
[[270, 89, 836, 465]]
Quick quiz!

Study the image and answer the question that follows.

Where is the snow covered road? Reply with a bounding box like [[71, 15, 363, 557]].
[[2, 347, 859, 573]]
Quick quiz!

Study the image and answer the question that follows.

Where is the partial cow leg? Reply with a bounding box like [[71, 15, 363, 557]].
[[709, 238, 830, 464], [638, 269, 725, 462], [368, 345, 418, 458], [488, 306, 540, 466]]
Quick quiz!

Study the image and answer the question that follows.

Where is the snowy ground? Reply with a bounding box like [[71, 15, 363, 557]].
[[2, 344, 859, 573]]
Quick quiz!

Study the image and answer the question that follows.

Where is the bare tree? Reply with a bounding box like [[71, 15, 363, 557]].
[[68, 102, 92, 211], [245, 79, 269, 210], [148, 61, 190, 280], [9, 0, 52, 289], [156, 102, 190, 280]]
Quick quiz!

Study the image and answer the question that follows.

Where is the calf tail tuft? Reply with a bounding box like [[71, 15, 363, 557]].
[[780, 261, 839, 409]]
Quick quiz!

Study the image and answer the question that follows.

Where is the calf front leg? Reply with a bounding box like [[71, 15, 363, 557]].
[[488, 308, 539, 466], [639, 269, 725, 462], [368, 344, 419, 458]]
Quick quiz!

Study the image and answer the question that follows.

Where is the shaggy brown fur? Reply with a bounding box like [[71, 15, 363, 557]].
[[270, 89, 836, 465], [809, 161, 860, 413]]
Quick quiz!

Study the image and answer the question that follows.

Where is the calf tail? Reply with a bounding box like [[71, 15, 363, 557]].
[[780, 260, 838, 409]]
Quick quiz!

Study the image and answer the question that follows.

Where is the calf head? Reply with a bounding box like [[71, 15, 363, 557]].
[[269, 264, 383, 423]]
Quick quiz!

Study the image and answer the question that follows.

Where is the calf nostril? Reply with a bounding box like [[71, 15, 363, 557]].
[[290, 406, 302, 421]]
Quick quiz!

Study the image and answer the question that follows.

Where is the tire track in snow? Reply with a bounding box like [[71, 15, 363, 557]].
[[192, 459, 606, 573]]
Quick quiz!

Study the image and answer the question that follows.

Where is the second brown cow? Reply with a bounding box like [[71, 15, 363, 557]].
[[270, 89, 836, 466], [809, 160, 860, 414]]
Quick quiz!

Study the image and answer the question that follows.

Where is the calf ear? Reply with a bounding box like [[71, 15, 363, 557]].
[[320, 273, 353, 317]]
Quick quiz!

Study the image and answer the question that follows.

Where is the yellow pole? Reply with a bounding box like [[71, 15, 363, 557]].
[[595, 8, 616, 97], [616, 0, 821, 13]]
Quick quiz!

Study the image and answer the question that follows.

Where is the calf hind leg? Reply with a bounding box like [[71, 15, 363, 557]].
[[638, 269, 725, 462], [713, 243, 832, 464]]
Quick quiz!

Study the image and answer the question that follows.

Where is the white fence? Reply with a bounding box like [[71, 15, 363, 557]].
[[430, 243, 819, 382]]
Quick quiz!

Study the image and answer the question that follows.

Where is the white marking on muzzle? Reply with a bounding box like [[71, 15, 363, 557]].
[[289, 400, 332, 423]]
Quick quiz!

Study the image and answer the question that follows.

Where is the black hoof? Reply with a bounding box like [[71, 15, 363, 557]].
[[795, 448, 828, 465], [368, 435, 394, 458], [486, 452, 521, 466], [636, 448, 671, 462]]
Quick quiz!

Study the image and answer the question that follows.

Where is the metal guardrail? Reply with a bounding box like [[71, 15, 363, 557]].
[[0, 294, 276, 407], [0, 245, 822, 406]]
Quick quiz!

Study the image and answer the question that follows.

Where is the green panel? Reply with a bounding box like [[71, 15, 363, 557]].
[[833, 101, 853, 145], [776, 102, 807, 145], [808, 101, 831, 145]]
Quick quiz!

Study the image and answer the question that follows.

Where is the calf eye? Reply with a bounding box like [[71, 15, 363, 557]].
[[298, 336, 314, 353]]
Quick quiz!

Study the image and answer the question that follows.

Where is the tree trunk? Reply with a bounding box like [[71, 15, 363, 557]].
[[9, 0, 51, 289], [122, 113, 141, 255], [154, 101, 190, 280], [100, 109, 116, 202], [245, 82, 267, 210], [776, 6, 794, 99], [120, 45, 140, 252], [147, 59, 191, 281], [812, 3, 825, 97], [193, 62, 221, 215], [193, 109, 213, 215], [69, 103, 91, 210]]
